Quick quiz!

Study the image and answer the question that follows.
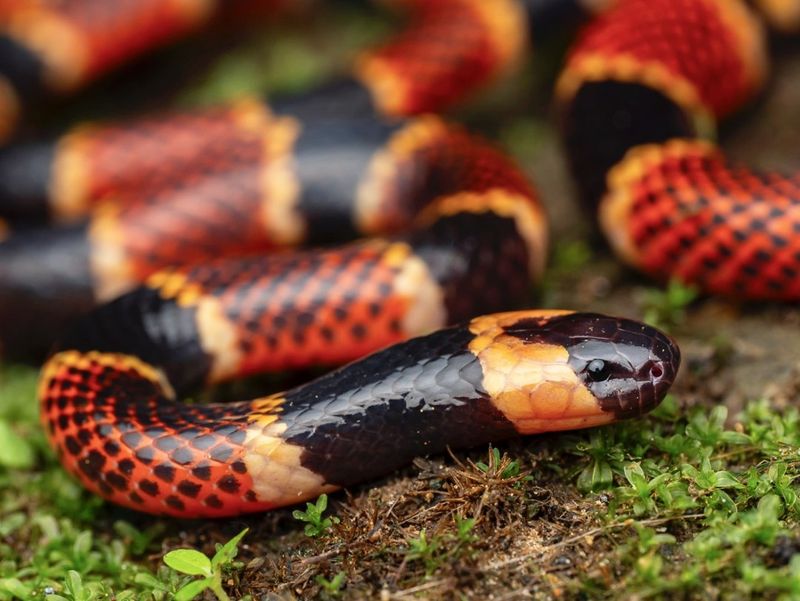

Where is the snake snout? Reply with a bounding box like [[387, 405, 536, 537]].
[[551, 314, 681, 421], [645, 326, 681, 407], [583, 318, 680, 419]]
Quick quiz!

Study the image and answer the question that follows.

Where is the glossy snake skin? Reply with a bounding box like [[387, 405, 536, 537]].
[[40, 310, 678, 516]]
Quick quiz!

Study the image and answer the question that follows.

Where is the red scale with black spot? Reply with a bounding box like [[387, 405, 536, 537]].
[[41, 355, 268, 516]]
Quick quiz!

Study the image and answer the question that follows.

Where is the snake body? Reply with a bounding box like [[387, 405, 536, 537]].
[[0, 0, 556, 358], [0, 0, 793, 515], [0, 0, 289, 138], [40, 310, 678, 517], [559, 0, 800, 299], [0, 112, 547, 359]]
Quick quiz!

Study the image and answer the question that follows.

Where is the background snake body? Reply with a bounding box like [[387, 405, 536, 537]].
[[560, 0, 800, 300], [0, 0, 793, 515]]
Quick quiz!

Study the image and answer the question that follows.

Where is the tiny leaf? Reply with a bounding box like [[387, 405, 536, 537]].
[[0, 578, 32, 599], [65, 571, 83, 598], [164, 549, 213, 576], [211, 527, 249, 568], [133, 573, 168, 591], [0, 419, 35, 469], [174, 578, 212, 601]]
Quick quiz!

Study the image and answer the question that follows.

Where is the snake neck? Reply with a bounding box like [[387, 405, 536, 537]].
[[271, 325, 518, 487]]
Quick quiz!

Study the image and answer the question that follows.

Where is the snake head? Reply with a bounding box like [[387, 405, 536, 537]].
[[468, 311, 680, 433], [554, 313, 680, 419]]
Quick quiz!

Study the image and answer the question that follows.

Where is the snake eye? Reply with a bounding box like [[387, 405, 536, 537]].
[[586, 359, 611, 382]]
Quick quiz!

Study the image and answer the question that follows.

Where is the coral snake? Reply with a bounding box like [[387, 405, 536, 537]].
[[1, 0, 796, 515]]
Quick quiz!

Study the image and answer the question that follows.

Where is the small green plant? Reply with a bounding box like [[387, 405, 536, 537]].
[[475, 447, 532, 484], [163, 528, 248, 601], [0, 366, 40, 471], [292, 494, 339, 537], [616, 462, 675, 516], [113, 521, 165, 556], [315, 571, 346, 597], [63, 571, 91, 601], [403, 516, 479, 575], [626, 525, 677, 588], [640, 279, 698, 331], [455, 517, 478, 545], [406, 529, 440, 575], [0, 420, 35, 470], [0, 578, 31, 600], [570, 428, 627, 492]]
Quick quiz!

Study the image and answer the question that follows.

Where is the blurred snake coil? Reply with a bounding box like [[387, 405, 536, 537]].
[[0, 0, 796, 516]]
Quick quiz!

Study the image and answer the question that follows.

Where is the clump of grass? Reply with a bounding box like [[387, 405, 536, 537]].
[[315, 571, 346, 599], [558, 396, 800, 597], [293, 494, 340, 538], [403, 517, 478, 575], [475, 446, 532, 484]]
